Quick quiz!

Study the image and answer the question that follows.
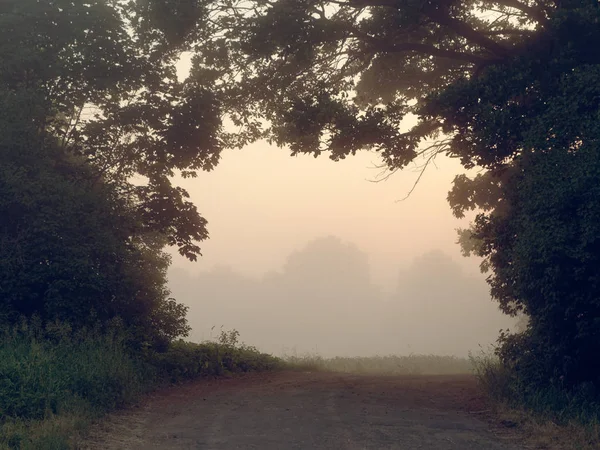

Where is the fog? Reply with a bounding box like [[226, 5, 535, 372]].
[[169, 236, 515, 358], [166, 143, 516, 358]]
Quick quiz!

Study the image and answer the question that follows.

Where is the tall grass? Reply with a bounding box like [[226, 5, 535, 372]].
[[470, 351, 600, 450], [471, 351, 600, 423], [0, 320, 155, 449], [0, 320, 281, 449]]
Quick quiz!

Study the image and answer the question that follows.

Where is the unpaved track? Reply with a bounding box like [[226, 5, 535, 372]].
[[81, 371, 523, 450]]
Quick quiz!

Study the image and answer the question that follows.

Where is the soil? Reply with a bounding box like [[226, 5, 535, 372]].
[[79, 371, 525, 450]]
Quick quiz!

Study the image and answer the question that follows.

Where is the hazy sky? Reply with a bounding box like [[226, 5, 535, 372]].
[[169, 141, 481, 292], [165, 57, 511, 357]]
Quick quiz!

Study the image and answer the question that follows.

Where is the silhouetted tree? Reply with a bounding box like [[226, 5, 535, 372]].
[[0, 105, 189, 348], [1, 0, 218, 261], [0, 0, 216, 345], [170, 237, 389, 355]]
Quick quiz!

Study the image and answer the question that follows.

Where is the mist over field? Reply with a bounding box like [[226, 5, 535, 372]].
[[168, 236, 515, 358]]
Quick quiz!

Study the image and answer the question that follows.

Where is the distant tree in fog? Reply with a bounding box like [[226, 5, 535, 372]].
[[386, 250, 514, 356], [283, 236, 370, 285], [170, 236, 385, 355], [169, 242, 513, 357]]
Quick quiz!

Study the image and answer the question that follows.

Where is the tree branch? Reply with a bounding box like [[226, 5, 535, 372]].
[[331, 22, 494, 64], [481, 28, 535, 36], [425, 8, 512, 58], [380, 40, 495, 64], [333, 1, 542, 60], [494, 0, 549, 26], [331, 0, 399, 7]]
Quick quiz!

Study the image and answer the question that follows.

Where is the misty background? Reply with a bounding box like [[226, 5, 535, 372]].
[[166, 143, 516, 358], [169, 238, 514, 357]]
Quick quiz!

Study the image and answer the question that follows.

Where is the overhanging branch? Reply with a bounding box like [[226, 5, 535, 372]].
[[425, 8, 513, 58], [494, 0, 549, 26], [380, 40, 494, 64], [331, 22, 494, 64]]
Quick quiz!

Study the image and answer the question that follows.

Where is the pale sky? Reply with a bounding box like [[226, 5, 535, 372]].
[[165, 57, 512, 357], [169, 141, 482, 292], [166, 144, 515, 357]]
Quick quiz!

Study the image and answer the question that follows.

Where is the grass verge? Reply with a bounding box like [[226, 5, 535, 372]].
[[0, 322, 281, 449], [471, 352, 600, 450]]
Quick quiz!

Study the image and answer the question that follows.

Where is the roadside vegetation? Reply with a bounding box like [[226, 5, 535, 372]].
[[472, 352, 600, 450], [0, 321, 280, 450]]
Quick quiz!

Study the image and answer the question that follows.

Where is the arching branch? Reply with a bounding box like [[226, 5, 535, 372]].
[[495, 0, 550, 25]]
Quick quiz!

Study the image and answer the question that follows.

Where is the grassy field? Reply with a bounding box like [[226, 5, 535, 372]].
[[0, 322, 281, 450], [283, 352, 474, 375]]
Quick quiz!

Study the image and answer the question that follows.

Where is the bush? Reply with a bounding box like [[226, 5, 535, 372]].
[[472, 347, 600, 425], [148, 329, 282, 383], [0, 319, 155, 423], [0, 321, 280, 449], [0, 115, 192, 351]]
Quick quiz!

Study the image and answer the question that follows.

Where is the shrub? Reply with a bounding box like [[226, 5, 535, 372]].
[[0, 319, 155, 423], [472, 346, 600, 426], [284, 352, 473, 375], [0, 322, 280, 448], [148, 330, 282, 383]]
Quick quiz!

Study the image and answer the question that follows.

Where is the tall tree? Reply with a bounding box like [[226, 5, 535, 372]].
[[192, 0, 556, 165], [0, 0, 214, 344], [0, 91, 190, 347], [4, 0, 600, 386]]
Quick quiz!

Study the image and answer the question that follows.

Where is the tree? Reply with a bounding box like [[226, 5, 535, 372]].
[[184, 0, 600, 389], [0, 86, 190, 345], [282, 236, 372, 289], [192, 0, 556, 165], [436, 7, 600, 388], [3, 0, 600, 386], [457, 131, 600, 389], [0, 0, 224, 261], [0, 0, 213, 346]]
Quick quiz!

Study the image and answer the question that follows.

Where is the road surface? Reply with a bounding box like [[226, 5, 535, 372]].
[[81, 371, 523, 450]]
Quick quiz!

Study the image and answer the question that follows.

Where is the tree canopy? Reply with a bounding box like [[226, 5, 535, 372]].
[[188, 0, 562, 165], [0, 0, 224, 261], [179, 0, 600, 389], [0, 0, 211, 346]]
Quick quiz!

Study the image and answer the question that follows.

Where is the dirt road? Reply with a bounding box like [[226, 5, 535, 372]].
[[81, 371, 523, 450]]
